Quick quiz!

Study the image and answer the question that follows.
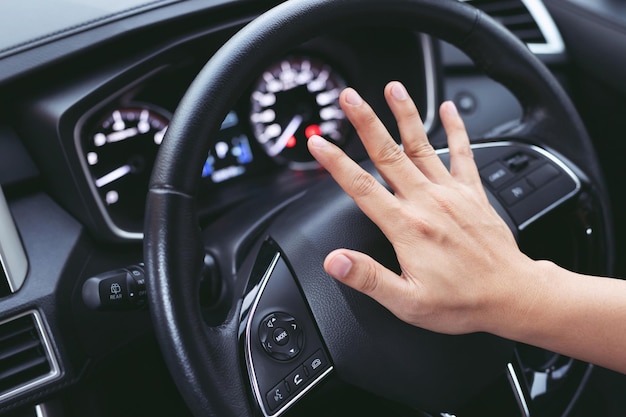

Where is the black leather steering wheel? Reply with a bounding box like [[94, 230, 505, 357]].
[[144, 0, 614, 416]]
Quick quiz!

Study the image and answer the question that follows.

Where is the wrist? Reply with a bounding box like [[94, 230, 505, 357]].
[[480, 257, 555, 340]]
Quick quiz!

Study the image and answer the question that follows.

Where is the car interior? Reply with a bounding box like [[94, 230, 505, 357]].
[[1, 0, 626, 416]]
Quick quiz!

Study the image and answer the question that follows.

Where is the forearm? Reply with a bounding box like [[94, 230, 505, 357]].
[[493, 260, 626, 373]]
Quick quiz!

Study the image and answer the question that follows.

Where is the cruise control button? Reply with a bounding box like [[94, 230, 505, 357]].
[[480, 162, 514, 189], [499, 179, 533, 206], [526, 164, 559, 188], [505, 153, 530, 172]]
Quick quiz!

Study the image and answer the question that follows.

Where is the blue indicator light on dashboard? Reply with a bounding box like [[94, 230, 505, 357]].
[[202, 155, 215, 178], [233, 135, 253, 164]]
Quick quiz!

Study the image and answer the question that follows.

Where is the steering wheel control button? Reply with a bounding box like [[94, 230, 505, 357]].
[[499, 179, 534, 206], [273, 327, 289, 346], [266, 382, 289, 411], [526, 164, 560, 188], [304, 350, 328, 377], [267, 357, 330, 411], [480, 162, 514, 189], [286, 366, 308, 391], [505, 153, 531, 172], [259, 312, 304, 360], [470, 144, 580, 227]]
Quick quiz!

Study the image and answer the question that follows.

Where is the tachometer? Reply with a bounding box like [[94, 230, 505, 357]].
[[81, 105, 170, 232], [249, 55, 348, 167]]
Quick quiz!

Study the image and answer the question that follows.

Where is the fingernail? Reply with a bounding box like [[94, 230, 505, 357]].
[[443, 101, 459, 117], [344, 88, 363, 106], [307, 135, 328, 149], [327, 254, 353, 279], [390, 82, 408, 100]]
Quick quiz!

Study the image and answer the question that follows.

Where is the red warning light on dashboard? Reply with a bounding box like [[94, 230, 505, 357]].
[[305, 124, 321, 139]]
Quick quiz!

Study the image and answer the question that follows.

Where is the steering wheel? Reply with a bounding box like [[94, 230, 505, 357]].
[[144, 0, 613, 416]]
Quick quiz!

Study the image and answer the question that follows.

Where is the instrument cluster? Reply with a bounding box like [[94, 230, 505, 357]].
[[76, 53, 351, 235]]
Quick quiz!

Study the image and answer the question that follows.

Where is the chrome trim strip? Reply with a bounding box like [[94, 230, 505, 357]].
[[511, 144, 579, 230], [35, 404, 47, 417], [0, 311, 62, 403], [419, 33, 437, 135], [460, 0, 565, 55], [73, 68, 168, 241], [506, 362, 531, 417], [521, 0, 565, 55], [437, 141, 582, 230], [243, 252, 333, 417], [244, 252, 281, 416], [0, 187, 28, 292]]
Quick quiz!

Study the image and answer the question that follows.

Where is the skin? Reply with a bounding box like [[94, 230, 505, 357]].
[[307, 80, 626, 374]]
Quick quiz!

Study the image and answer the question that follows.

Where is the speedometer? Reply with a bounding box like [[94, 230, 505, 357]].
[[249, 55, 348, 167]]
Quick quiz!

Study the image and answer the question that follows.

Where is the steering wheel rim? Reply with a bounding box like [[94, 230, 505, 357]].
[[144, 0, 614, 416]]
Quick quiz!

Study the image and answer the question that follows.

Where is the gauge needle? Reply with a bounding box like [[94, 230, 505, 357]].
[[95, 164, 132, 188], [268, 114, 303, 157], [107, 127, 139, 143]]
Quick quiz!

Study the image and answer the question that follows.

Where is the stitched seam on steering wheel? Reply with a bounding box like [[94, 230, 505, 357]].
[[457, 9, 485, 70], [149, 187, 194, 199]]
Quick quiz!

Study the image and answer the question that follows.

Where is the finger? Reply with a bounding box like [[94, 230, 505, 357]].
[[440, 101, 482, 189], [307, 135, 404, 235], [324, 249, 416, 317], [339, 88, 428, 193], [384, 81, 451, 183]]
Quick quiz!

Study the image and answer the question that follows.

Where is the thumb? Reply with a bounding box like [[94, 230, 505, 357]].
[[324, 249, 408, 309]]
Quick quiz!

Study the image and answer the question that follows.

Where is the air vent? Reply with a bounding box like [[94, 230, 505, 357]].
[[0, 312, 60, 401], [462, 0, 565, 54]]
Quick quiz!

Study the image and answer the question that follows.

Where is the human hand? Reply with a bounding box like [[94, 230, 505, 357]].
[[307, 81, 538, 335]]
